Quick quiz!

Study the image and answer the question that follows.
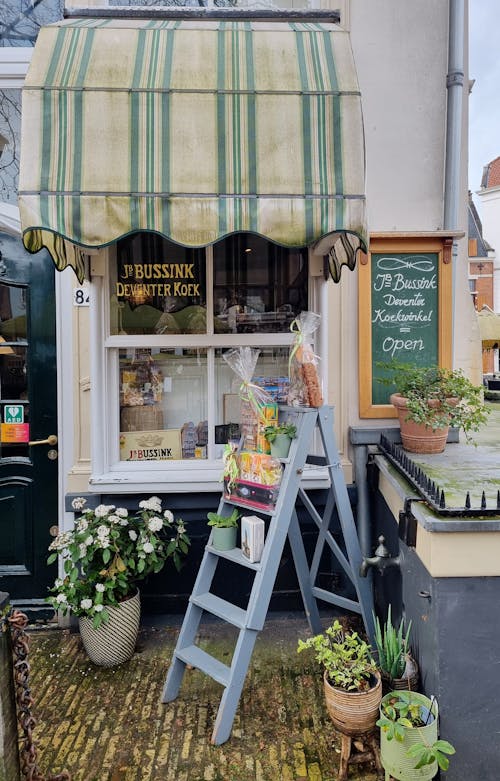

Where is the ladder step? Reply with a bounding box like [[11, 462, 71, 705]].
[[190, 593, 248, 628], [311, 586, 362, 614], [206, 544, 262, 571], [176, 644, 231, 687]]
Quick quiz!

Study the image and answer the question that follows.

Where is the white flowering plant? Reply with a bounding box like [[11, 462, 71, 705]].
[[47, 496, 190, 629]]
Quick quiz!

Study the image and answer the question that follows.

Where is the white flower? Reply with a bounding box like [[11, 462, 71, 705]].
[[85, 535, 94, 546], [163, 510, 174, 523], [108, 514, 121, 525], [147, 516, 163, 532], [76, 518, 89, 532], [139, 496, 162, 512], [94, 604, 104, 612], [97, 525, 110, 539], [80, 598, 92, 610], [95, 504, 114, 518], [116, 508, 128, 518], [79, 544, 88, 557], [98, 538, 110, 549], [143, 541, 154, 554], [72, 497, 87, 511], [177, 522, 186, 535], [55, 593, 67, 604], [119, 518, 129, 526], [54, 578, 63, 589], [95, 584, 105, 593], [129, 530, 138, 541]]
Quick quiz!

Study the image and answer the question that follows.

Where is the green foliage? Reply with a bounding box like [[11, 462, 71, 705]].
[[373, 606, 412, 679], [207, 508, 240, 528], [377, 360, 489, 440], [263, 423, 297, 443], [47, 496, 190, 629], [297, 619, 377, 692], [377, 691, 455, 772]]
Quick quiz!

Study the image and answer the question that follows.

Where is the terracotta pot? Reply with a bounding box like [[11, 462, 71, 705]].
[[78, 590, 141, 667], [323, 671, 382, 736], [390, 393, 456, 454]]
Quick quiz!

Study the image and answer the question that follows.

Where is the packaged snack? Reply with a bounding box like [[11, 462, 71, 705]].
[[223, 452, 282, 510], [223, 348, 274, 450], [287, 311, 323, 407]]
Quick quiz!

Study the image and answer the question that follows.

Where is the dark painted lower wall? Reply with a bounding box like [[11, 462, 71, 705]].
[[372, 488, 500, 781], [0, 592, 21, 781], [67, 488, 358, 615]]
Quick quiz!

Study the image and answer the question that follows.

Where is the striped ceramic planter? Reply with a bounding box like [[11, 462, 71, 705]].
[[79, 591, 141, 667], [323, 671, 382, 736]]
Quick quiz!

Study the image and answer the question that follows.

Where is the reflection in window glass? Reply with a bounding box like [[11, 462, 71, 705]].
[[111, 234, 206, 336], [119, 348, 208, 460], [0, 283, 27, 341], [213, 234, 308, 334]]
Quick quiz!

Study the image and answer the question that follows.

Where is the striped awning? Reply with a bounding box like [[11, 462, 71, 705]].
[[19, 18, 367, 283]]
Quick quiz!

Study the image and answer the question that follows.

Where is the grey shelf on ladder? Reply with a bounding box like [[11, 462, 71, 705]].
[[161, 404, 375, 745]]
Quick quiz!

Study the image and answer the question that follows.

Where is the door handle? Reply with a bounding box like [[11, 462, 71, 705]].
[[28, 434, 58, 446]]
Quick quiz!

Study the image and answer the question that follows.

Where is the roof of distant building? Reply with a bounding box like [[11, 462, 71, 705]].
[[469, 191, 492, 256], [481, 157, 500, 189]]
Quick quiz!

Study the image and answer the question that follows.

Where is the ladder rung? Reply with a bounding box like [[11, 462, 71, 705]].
[[190, 593, 248, 628], [176, 644, 231, 687], [311, 586, 362, 614], [206, 544, 262, 571]]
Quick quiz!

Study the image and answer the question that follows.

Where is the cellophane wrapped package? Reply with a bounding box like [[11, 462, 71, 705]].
[[222, 347, 276, 451], [287, 312, 323, 407]]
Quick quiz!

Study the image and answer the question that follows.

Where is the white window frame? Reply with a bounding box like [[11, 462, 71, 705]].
[[88, 245, 329, 493]]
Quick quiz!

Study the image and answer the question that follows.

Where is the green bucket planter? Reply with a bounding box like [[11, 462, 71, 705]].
[[269, 433, 293, 458], [211, 525, 237, 551], [379, 691, 439, 781]]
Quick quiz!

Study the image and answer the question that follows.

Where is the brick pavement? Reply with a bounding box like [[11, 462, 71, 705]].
[[26, 614, 380, 781]]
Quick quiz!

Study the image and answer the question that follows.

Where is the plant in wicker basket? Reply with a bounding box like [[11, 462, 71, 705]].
[[297, 619, 382, 735]]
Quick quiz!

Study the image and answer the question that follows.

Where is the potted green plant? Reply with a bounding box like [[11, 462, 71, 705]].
[[377, 690, 455, 780], [297, 619, 382, 735], [373, 607, 418, 694], [263, 422, 297, 458], [378, 360, 489, 453], [47, 496, 190, 666], [207, 507, 240, 551]]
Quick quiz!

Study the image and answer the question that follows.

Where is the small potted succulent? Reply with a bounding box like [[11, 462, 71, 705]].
[[373, 606, 418, 694], [377, 360, 489, 453], [263, 422, 297, 458], [297, 619, 382, 735], [377, 690, 455, 780], [207, 507, 240, 551]]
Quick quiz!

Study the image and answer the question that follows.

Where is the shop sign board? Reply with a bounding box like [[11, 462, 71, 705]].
[[119, 429, 182, 461]]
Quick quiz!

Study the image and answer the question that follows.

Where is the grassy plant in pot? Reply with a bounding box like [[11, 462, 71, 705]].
[[378, 360, 489, 454], [297, 619, 382, 736], [377, 690, 455, 780], [374, 607, 418, 695], [263, 422, 297, 458], [207, 508, 240, 551]]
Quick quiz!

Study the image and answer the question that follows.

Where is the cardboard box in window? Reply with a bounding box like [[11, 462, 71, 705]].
[[119, 429, 182, 461], [241, 515, 265, 563]]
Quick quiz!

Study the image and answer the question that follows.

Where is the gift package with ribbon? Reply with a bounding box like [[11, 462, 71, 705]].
[[287, 311, 323, 407]]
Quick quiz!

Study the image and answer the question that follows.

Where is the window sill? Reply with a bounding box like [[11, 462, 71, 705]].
[[88, 462, 332, 494]]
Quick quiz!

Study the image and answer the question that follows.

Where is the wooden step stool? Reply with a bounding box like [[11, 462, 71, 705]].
[[338, 730, 383, 781]]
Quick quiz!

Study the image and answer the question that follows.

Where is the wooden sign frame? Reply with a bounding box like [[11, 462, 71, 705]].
[[358, 235, 453, 418]]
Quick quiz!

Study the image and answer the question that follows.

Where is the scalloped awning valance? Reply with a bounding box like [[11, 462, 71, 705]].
[[19, 17, 367, 283]]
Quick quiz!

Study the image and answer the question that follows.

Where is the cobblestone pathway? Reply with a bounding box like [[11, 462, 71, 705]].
[[27, 614, 380, 781]]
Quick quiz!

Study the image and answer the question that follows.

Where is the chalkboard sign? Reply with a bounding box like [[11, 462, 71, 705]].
[[358, 237, 453, 418], [371, 253, 439, 404]]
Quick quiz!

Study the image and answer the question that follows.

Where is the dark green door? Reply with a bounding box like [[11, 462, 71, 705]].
[[0, 230, 58, 612]]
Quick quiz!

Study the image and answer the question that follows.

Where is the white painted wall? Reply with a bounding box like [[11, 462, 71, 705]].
[[476, 187, 500, 313]]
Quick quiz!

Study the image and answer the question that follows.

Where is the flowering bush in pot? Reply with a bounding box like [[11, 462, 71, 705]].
[[47, 495, 190, 629]]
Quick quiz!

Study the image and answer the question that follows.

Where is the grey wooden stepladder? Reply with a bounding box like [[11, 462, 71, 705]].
[[161, 405, 375, 745]]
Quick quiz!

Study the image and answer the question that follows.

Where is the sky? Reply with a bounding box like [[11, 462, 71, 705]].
[[469, 1, 500, 196]]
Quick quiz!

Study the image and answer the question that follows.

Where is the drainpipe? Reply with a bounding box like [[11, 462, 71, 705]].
[[444, 0, 465, 359]]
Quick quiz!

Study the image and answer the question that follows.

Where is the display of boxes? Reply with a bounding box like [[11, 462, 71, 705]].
[[240, 515, 265, 563], [223, 452, 283, 510]]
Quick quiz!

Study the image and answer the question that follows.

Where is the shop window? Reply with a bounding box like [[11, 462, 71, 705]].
[[109, 233, 308, 468]]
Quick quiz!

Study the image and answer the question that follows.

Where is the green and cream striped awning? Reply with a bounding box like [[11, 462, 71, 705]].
[[19, 18, 367, 283]]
